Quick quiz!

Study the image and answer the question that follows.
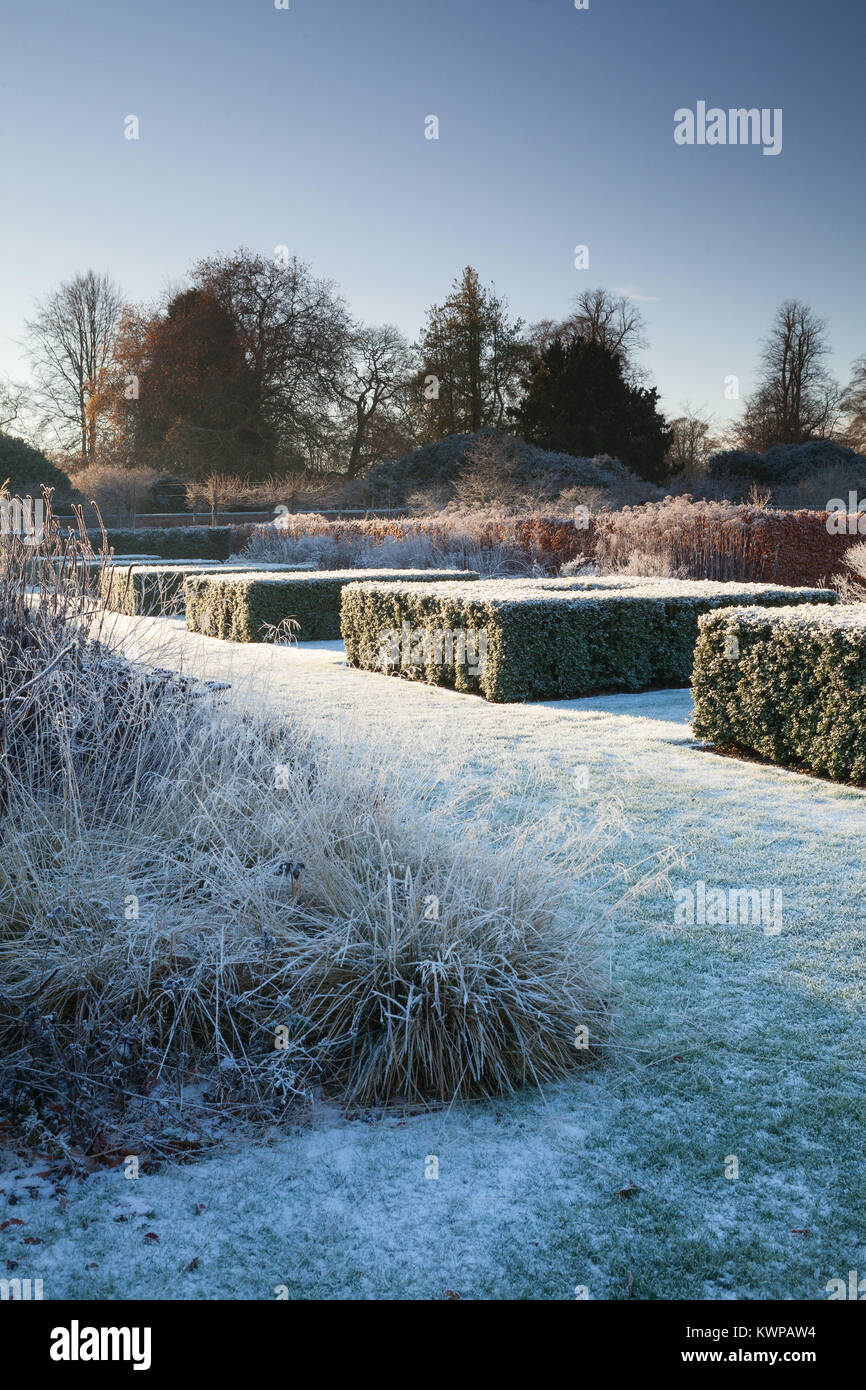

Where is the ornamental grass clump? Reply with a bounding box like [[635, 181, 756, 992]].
[[1, 493, 613, 1142]]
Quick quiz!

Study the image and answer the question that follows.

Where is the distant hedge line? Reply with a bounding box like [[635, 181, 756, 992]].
[[184, 569, 480, 642], [341, 577, 836, 702], [693, 604, 866, 784], [81, 527, 236, 560]]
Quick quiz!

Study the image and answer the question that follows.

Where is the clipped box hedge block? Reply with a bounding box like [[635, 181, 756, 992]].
[[184, 569, 480, 642], [693, 604, 866, 784], [100, 562, 230, 615], [341, 578, 836, 702], [100, 561, 315, 615], [83, 526, 235, 561]]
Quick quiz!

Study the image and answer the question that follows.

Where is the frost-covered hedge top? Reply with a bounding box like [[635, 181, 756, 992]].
[[107, 560, 311, 575], [105, 561, 225, 573], [702, 602, 860, 633], [83, 526, 235, 539], [349, 577, 834, 606], [193, 568, 475, 588]]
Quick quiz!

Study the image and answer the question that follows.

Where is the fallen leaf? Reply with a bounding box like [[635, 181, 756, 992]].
[[85, 1262, 99, 1270], [615, 1180, 640, 1199], [22, 1237, 42, 1245], [187, 1257, 199, 1271], [0, 1218, 25, 1231], [143, 1232, 160, 1244], [444, 1289, 462, 1300], [791, 1228, 810, 1236]]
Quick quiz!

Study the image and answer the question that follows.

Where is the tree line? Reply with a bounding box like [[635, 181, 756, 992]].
[[2, 250, 864, 490]]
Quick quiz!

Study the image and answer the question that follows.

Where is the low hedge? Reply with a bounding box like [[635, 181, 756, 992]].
[[184, 569, 480, 642], [341, 577, 836, 702], [100, 563, 229, 615], [692, 604, 866, 784], [100, 561, 315, 615], [81, 526, 236, 561]]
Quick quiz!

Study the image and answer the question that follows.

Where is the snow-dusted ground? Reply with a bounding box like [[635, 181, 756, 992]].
[[6, 614, 866, 1300]]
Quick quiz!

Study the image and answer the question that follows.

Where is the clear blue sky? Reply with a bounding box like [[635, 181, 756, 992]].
[[1, 0, 864, 426]]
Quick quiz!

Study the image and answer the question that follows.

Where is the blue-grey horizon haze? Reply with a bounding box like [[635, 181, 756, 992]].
[[1, 0, 864, 427]]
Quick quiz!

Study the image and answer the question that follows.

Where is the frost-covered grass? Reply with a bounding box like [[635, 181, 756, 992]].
[[5, 615, 865, 1300]]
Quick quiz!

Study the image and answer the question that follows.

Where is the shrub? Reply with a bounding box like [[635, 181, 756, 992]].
[[81, 525, 236, 560], [0, 432, 72, 497], [707, 440, 866, 487], [706, 448, 764, 480], [185, 568, 480, 642], [0, 511, 611, 1125], [594, 497, 863, 587], [362, 430, 653, 509], [245, 510, 595, 576], [341, 577, 836, 702], [692, 604, 866, 784]]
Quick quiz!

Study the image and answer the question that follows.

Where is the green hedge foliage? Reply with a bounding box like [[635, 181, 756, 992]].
[[100, 563, 228, 615], [184, 569, 480, 642], [100, 562, 315, 615], [692, 604, 866, 783], [82, 526, 236, 560], [341, 577, 836, 702]]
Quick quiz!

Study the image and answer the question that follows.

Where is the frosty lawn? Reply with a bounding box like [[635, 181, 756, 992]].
[[8, 617, 866, 1300]]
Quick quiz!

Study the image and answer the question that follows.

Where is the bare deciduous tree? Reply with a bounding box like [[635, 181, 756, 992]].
[[25, 270, 124, 460], [530, 288, 648, 381], [840, 355, 866, 453], [667, 403, 719, 475], [736, 300, 840, 450], [191, 248, 351, 469], [0, 378, 23, 433], [335, 324, 412, 477]]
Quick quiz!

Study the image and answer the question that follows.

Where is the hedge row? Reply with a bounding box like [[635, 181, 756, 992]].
[[692, 604, 866, 784], [340, 577, 836, 702], [100, 563, 229, 615], [100, 561, 316, 615], [594, 505, 863, 588], [184, 569, 480, 642], [81, 526, 236, 560]]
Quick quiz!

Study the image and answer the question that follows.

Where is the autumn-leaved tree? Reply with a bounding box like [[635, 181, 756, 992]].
[[191, 248, 350, 469], [123, 288, 270, 478]]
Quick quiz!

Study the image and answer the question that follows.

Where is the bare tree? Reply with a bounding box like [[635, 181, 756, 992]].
[[530, 288, 648, 380], [840, 355, 866, 453], [335, 324, 412, 477], [25, 270, 124, 460], [186, 471, 251, 526], [191, 248, 350, 468], [667, 403, 719, 474], [737, 300, 840, 450], [0, 378, 23, 433]]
